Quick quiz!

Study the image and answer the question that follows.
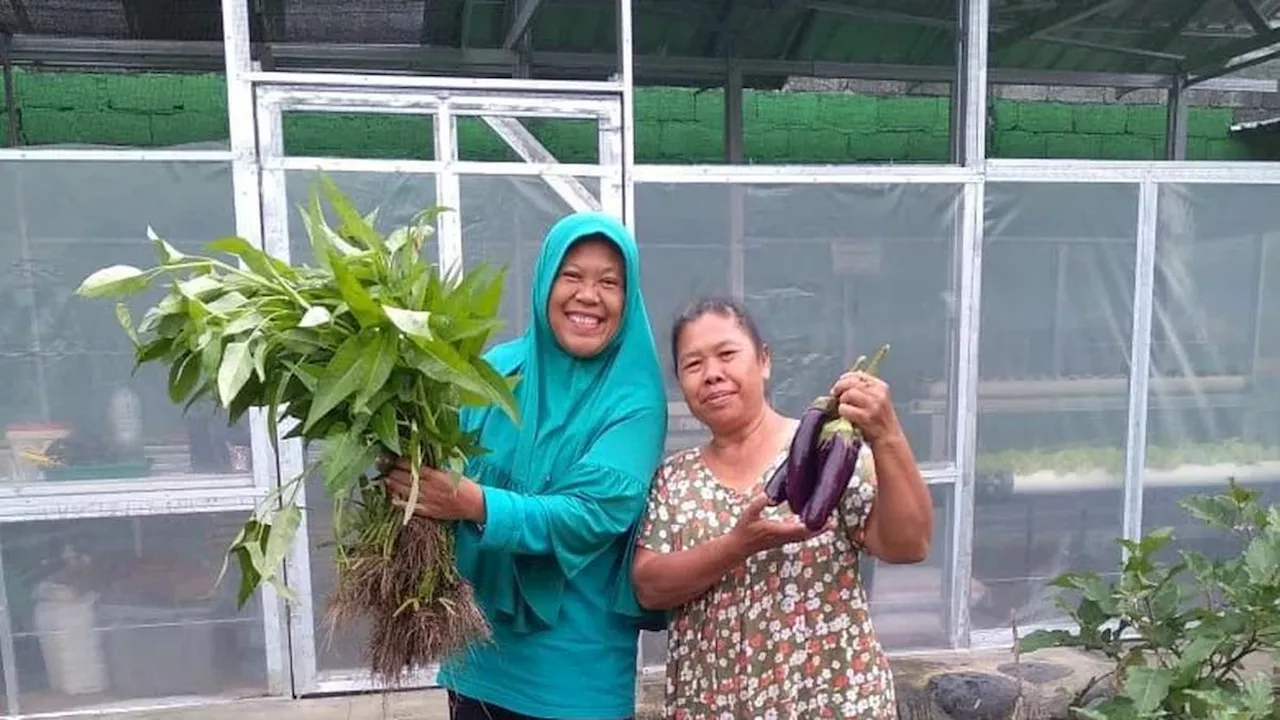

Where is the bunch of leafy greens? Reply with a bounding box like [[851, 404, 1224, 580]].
[[1018, 479, 1280, 719], [75, 179, 517, 682]]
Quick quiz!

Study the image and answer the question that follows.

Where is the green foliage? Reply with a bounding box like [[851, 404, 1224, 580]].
[[1018, 479, 1280, 719], [75, 176, 515, 609]]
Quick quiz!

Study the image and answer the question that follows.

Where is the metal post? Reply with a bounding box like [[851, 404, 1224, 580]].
[[435, 104, 464, 274], [2, 33, 17, 147], [220, 0, 294, 698], [1165, 77, 1188, 160], [619, 0, 636, 230], [949, 0, 989, 651], [1122, 180, 1159, 548]]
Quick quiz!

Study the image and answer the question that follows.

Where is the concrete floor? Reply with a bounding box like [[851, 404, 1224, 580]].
[[108, 689, 452, 720]]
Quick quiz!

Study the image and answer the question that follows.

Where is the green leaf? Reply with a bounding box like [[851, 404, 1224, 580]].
[[1122, 666, 1172, 715], [263, 502, 302, 576], [371, 402, 401, 455], [115, 302, 139, 347], [1016, 629, 1077, 654], [218, 341, 255, 407], [76, 265, 150, 298], [303, 332, 373, 433], [326, 246, 383, 327], [167, 352, 201, 404], [383, 305, 435, 341], [1243, 535, 1279, 584], [207, 235, 298, 285], [353, 331, 397, 414], [319, 175, 385, 255], [224, 310, 265, 336], [148, 227, 186, 264], [298, 305, 332, 328], [319, 431, 378, 496]]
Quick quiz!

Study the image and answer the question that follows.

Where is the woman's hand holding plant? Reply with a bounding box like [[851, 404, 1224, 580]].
[[383, 457, 488, 524], [829, 370, 904, 446]]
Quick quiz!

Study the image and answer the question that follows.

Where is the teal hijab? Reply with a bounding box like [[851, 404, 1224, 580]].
[[456, 211, 668, 634]]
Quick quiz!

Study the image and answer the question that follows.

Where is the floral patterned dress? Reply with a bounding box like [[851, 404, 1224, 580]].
[[638, 441, 897, 719]]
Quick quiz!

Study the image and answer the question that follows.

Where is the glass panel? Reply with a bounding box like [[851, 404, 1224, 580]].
[[459, 175, 603, 347], [638, 482, 956, 668], [972, 182, 1139, 631], [2, 513, 267, 714], [457, 117, 601, 164], [278, 170, 441, 673], [0, 161, 250, 488], [637, 182, 960, 463], [1145, 185, 1280, 554]]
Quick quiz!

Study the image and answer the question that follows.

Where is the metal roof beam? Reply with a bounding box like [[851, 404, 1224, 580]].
[[805, 1, 956, 30], [1118, 0, 1210, 72], [7, 35, 1280, 93], [1187, 45, 1280, 87], [993, 0, 1130, 51], [1181, 25, 1280, 74], [1229, 0, 1272, 34], [503, 0, 545, 49]]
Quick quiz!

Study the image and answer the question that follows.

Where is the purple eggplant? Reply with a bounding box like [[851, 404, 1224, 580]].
[[797, 343, 890, 531], [800, 437, 863, 531], [784, 403, 831, 515], [762, 460, 788, 504]]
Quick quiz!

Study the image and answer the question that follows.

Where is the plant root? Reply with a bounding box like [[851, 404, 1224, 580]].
[[324, 516, 490, 686]]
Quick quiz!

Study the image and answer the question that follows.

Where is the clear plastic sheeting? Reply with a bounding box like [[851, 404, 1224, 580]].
[[972, 182, 1140, 631], [0, 161, 251, 490], [278, 170, 444, 673], [459, 175, 603, 347], [282, 170, 440, 267], [634, 182, 963, 666], [1144, 185, 1280, 557], [635, 182, 962, 463], [0, 513, 269, 715]]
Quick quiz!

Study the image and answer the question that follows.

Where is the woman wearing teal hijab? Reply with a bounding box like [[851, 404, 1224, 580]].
[[382, 211, 669, 719]]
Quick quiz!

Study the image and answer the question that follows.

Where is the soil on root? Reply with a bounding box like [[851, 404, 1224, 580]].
[[324, 516, 490, 685]]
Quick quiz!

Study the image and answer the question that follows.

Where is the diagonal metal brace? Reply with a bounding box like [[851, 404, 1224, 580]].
[[481, 115, 601, 214]]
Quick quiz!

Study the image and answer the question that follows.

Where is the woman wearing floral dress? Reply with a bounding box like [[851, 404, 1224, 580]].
[[632, 297, 934, 719]]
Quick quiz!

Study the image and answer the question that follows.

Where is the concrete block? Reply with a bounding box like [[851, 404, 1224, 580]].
[[1206, 138, 1253, 160], [150, 112, 228, 146], [993, 130, 1046, 158], [1186, 107, 1234, 138], [787, 128, 850, 163], [744, 125, 790, 161], [14, 70, 107, 110], [1101, 135, 1158, 159], [1044, 132, 1103, 159], [1048, 86, 1108, 104], [994, 85, 1049, 102], [816, 94, 877, 134], [991, 100, 1020, 132], [1073, 105, 1127, 134], [1125, 106, 1166, 137], [1016, 103, 1073, 133], [876, 97, 944, 132], [660, 121, 721, 162], [694, 89, 725, 125], [633, 120, 663, 162], [905, 132, 949, 161]]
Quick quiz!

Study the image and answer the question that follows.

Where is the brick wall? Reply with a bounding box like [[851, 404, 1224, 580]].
[[2, 69, 1276, 161]]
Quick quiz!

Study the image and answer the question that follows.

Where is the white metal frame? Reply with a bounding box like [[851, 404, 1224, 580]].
[[248, 48, 626, 700], [3, 0, 1280, 713]]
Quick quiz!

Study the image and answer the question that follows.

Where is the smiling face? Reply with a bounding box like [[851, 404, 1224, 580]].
[[546, 235, 626, 358], [673, 310, 771, 434]]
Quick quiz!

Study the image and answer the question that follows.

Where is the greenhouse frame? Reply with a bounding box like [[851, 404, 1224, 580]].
[[1, 0, 1279, 715]]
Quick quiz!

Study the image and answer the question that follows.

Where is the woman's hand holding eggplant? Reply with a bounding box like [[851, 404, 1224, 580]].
[[730, 492, 833, 558], [830, 371, 902, 445], [381, 457, 487, 524]]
